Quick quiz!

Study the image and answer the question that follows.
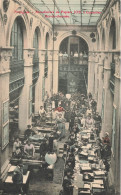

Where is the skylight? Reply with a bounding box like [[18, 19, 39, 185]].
[[30, 0, 109, 25]]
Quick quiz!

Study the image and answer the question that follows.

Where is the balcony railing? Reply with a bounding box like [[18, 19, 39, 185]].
[[110, 78, 115, 94], [59, 64, 88, 72], [44, 53, 48, 78], [9, 59, 24, 93], [33, 57, 39, 81], [110, 62, 115, 94], [59, 56, 88, 72], [10, 60, 24, 82], [59, 56, 88, 66]]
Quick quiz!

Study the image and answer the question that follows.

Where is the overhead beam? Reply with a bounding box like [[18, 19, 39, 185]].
[[80, 0, 82, 25], [88, 0, 96, 25], [52, 0, 68, 26], [41, 0, 60, 24]]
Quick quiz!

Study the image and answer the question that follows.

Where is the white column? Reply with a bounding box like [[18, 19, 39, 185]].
[[110, 53, 120, 194], [94, 53, 99, 100], [87, 52, 95, 95], [34, 50, 45, 114], [53, 50, 59, 94], [101, 52, 113, 137], [19, 49, 34, 132], [97, 53, 104, 114], [47, 50, 53, 97]]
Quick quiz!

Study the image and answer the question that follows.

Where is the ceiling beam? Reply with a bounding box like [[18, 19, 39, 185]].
[[52, 0, 68, 26], [80, 0, 82, 25], [66, 0, 77, 24], [88, 0, 96, 25], [41, 0, 60, 24]]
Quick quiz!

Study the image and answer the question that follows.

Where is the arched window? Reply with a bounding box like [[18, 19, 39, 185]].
[[109, 19, 116, 62], [9, 17, 24, 97], [32, 28, 39, 84], [111, 19, 116, 50], [109, 19, 116, 94], [10, 17, 23, 60]]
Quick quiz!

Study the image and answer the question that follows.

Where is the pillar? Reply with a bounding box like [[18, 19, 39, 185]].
[[87, 51, 95, 95], [97, 53, 104, 114], [34, 50, 45, 114], [109, 53, 120, 194], [19, 49, 34, 132], [101, 52, 113, 137], [40, 49, 46, 105], [53, 50, 59, 94], [0, 47, 12, 180], [47, 50, 53, 97], [94, 53, 99, 100]]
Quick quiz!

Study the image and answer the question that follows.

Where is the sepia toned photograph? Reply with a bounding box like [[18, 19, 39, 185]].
[[0, 0, 120, 194]]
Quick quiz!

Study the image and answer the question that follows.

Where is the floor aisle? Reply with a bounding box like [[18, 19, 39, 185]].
[[28, 130, 69, 195]]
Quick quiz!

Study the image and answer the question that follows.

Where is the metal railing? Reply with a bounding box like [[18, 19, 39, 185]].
[[33, 57, 39, 81], [10, 60, 24, 83], [44, 52, 48, 78], [9, 59, 24, 93], [110, 62, 115, 94], [59, 56, 88, 66]]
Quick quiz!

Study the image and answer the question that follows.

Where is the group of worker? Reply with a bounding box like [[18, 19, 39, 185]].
[[60, 93, 110, 195], [12, 91, 111, 195]]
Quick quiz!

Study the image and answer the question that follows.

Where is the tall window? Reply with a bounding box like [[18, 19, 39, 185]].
[[109, 19, 116, 63], [32, 28, 39, 83], [10, 18, 23, 60]]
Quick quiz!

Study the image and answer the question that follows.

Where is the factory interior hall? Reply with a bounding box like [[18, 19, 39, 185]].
[[0, 0, 120, 194]]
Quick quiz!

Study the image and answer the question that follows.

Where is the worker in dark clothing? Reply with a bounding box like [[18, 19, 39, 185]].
[[24, 125, 35, 139], [69, 111, 76, 132], [12, 159, 23, 194], [39, 139, 48, 159], [93, 112, 102, 135], [63, 171, 73, 195], [73, 124, 80, 135], [91, 99, 97, 113]]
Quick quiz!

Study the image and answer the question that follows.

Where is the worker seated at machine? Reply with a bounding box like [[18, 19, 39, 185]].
[[13, 146, 22, 159], [13, 137, 22, 158], [24, 140, 35, 158], [39, 106, 46, 122], [24, 125, 36, 140]]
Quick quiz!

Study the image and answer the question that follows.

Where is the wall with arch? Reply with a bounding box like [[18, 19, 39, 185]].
[[95, 1, 120, 194], [54, 29, 96, 52], [97, 0, 120, 52], [0, 0, 53, 180]]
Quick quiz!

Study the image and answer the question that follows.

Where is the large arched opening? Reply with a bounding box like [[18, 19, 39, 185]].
[[109, 18, 116, 91], [109, 18, 116, 154], [32, 27, 41, 113], [9, 16, 27, 138], [58, 35, 89, 95]]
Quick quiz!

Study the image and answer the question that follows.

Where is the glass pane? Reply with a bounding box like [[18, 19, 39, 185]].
[[30, 0, 109, 25]]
